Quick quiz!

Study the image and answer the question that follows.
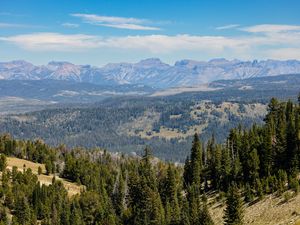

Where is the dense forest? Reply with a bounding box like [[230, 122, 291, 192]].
[[0, 97, 267, 162], [0, 94, 299, 224]]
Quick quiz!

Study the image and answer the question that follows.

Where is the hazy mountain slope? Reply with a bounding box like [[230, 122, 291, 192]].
[[0, 79, 154, 101], [1, 58, 300, 88]]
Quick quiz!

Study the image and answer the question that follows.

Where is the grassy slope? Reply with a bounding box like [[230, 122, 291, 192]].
[[209, 192, 300, 225], [6, 157, 84, 197], [118, 101, 267, 140]]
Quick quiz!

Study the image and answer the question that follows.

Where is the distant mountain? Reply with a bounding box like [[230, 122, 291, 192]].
[[1, 58, 300, 88]]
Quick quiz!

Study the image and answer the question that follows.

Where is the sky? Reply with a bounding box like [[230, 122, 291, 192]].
[[1, 0, 300, 66]]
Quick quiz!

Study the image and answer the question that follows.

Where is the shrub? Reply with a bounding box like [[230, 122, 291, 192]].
[[283, 191, 293, 203]]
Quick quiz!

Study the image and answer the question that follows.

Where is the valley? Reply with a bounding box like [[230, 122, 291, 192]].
[[0, 73, 298, 161]]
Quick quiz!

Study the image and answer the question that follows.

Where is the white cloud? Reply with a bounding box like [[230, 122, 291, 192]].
[[241, 24, 300, 33], [1, 26, 300, 60], [0, 22, 28, 28], [61, 23, 79, 28], [0, 33, 257, 53], [0, 22, 44, 29], [71, 13, 160, 31], [71, 14, 145, 24], [0, 23, 18, 28], [266, 48, 300, 60], [104, 35, 243, 53], [0, 33, 101, 51], [99, 23, 160, 31], [216, 24, 240, 30]]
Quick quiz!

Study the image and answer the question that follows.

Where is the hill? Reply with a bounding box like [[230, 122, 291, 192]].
[[0, 98, 268, 161]]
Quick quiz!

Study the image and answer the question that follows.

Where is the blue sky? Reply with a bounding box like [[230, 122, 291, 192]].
[[1, 0, 300, 66]]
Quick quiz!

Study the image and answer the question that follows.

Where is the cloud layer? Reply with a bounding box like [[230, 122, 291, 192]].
[[61, 23, 79, 28], [216, 24, 240, 30], [71, 13, 160, 30], [241, 24, 300, 33], [0, 22, 31, 28], [0, 33, 100, 51], [1, 24, 300, 60]]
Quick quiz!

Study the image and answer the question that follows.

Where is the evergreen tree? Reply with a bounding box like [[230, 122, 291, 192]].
[[183, 156, 192, 188], [184, 134, 203, 188], [248, 149, 260, 186], [0, 204, 7, 224], [0, 155, 7, 172], [14, 195, 32, 225], [244, 183, 254, 203], [163, 165, 180, 224], [128, 147, 165, 225], [200, 201, 214, 225], [221, 147, 231, 191], [223, 185, 244, 225]]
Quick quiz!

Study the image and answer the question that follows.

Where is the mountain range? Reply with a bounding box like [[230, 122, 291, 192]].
[[1, 58, 300, 88]]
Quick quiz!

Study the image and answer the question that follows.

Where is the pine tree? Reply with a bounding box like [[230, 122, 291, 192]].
[[45, 160, 52, 175], [221, 147, 231, 191], [0, 155, 7, 172], [274, 105, 287, 171], [184, 134, 203, 188], [14, 195, 32, 225], [211, 145, 222, 190], [277, 170, 288, 194], [223, 184, 244, 225], [244, 183, 254, 203], [183, 156, 192, 188], [285, 101, 298, 175], [187, 185, 214, 225], [128, 147, 165, 225], [180, 198, 191, 225], [38, 166, 42, 175], [248, 149, 260, 186], [163, 165, 180, 224], [187, 184, 201, 225], [256, 178, 264, 199], [231, 153, 242, 183], [200, 201, 214, 225], [112, 172, 126, 217], [70, 200, 83, 225], [0, 204, 7, 224], [260, 126, 273, 177]]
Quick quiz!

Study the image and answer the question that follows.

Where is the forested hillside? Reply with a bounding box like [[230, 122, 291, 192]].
[[0, 98, 267, 161], [0, 95, 299, 224]]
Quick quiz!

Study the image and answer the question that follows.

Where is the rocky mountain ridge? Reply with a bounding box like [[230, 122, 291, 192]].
[[1, 58, 300, 88]]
